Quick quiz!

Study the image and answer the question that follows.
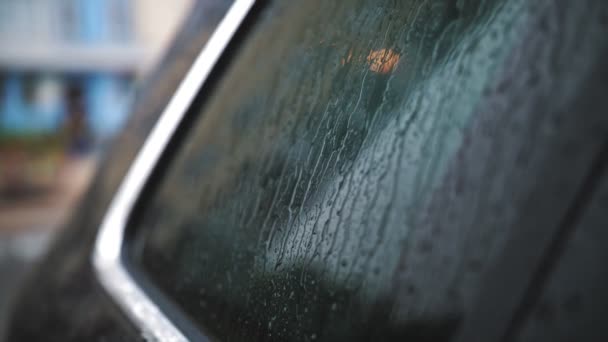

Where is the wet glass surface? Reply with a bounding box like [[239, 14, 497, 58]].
[[130, 0, 524, 340]]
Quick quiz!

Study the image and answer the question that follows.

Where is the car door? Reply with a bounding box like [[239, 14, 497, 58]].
[[9, 0, 608, 341]]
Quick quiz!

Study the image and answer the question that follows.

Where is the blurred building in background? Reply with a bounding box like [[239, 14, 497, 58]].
[[0, 0, 140, 144], [0, 1, 194, 337], [0, 0, 192, 229], [0, 0, 194, 140]]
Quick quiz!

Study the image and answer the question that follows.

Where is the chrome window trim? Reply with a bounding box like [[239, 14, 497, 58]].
[[92, 1, 256, 340]]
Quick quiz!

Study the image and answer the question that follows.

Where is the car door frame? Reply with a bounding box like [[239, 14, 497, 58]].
[[92, 1, 259, 340]]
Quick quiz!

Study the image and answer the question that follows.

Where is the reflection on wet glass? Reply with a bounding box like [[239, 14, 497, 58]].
[[366, 49, 400, 74], [130, 0, 524, 340]]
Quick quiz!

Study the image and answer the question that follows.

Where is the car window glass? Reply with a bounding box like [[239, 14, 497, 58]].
[[129, 0, 524, 340]]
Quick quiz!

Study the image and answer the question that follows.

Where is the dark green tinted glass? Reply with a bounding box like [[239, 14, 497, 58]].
[[131, 0, 524, 340]]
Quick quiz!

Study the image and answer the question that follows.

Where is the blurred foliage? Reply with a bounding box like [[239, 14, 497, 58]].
[[0, 130, 65, 196]]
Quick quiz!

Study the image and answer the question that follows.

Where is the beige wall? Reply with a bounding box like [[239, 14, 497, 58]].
[[133, 0, 195, 74]]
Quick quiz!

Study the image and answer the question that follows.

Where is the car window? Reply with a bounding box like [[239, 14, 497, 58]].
[[128, 0, 524, 340]]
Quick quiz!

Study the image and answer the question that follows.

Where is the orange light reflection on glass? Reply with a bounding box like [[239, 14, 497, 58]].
[[340, 49, 353, 66], [367, 49, 400, 74]]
